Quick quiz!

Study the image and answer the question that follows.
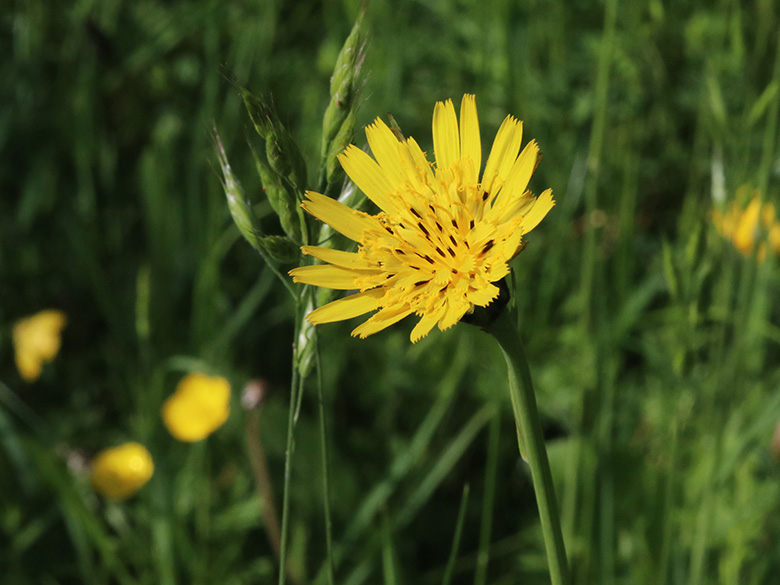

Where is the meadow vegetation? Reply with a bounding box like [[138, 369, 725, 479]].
[[3, 0, 780, 584]]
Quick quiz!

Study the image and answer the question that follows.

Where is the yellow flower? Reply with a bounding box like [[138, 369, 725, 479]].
[[289, 94, 554, 342], [12, 310, 67, 382], [162, 373, 231, 442], [91, 442, 154, 501], [712, 187, 780, 262]]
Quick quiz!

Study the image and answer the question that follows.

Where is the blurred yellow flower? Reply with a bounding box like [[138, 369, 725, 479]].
[[713, 187, 780, 263], [162, 373, 231, 442], [12, 310, 67, 382], [91, 442, 154, 501]]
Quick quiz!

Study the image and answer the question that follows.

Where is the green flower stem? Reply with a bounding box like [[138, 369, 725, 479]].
[[486, 316, 570, 585]]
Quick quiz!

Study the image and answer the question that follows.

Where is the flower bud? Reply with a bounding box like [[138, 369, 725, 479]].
[[13, 310, 67, 382], [162, 373, 231, 442], [239, 88, 307, 192], [91, 443, 154, 501], [250, 141, 303, 244]]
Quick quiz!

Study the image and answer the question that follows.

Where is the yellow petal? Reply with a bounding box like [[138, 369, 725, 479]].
[[338, 146, 396, 211], [459, 94, 481, 175], [15, 352, 42, 383], [301, 246, 375, 270], [351, 305, 414, 338], [487, 190, 536, 226], [501, 140, 539, 199], [302, 191, 376, 242], [438, 297, 471, 331], [12, 310, 67, 382], [432, 99, 459, 170], [306, 289, 385, 324], [734, 197, 761, 254], [482, 116, 523, 194], [289, 264, 368, 290], [410, 306, 445, 342], [466, 283, 500, 306], [399, 137, 437, 189], [365, 118, 406, 189], [521, 189, 555, 234]]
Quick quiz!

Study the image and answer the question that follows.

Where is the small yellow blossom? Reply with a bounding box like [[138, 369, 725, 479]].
[[712, 187, 780, 262], [91, 442, 154, 501], [162, 373, 231, 442], [12, 310, 67, 382], [289, 94, 554, 342]]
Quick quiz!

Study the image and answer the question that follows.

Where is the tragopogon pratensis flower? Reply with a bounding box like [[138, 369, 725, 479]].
[[289, 94, 554, 342], [162, 373, 231, 442], [12, 310, 67, 382], [91, 442, 154, 501], [712, 187, 780, 263]]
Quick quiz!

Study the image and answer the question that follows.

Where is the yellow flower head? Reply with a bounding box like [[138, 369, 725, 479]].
[[712, 187, 780, 262], [91, 442, 154, 501], [162, 373, 231, 442], [12, 310, 67, 382], [289, 94, 554, 342]]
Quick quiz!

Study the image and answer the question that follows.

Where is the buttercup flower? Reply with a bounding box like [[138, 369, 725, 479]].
[[12, 310, 67, 382], [91, 442, 154, 501], [289, 94, 554, 342], [712, 187, 780, 262], [162, 373, 231, 442]]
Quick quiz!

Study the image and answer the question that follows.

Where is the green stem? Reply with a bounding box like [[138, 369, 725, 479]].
[[279, 301, 304, 585], [314, 329, 335, 585], [486, 316, 569, 585]]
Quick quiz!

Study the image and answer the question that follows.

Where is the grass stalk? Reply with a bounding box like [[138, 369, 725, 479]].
[[579, 0, 618, 331], [442, 484, 470, 585], [473, 407, 500, 585], [278, 301, 305, 585], [314, 330, 336, 585], [757, 34, 780, 195]]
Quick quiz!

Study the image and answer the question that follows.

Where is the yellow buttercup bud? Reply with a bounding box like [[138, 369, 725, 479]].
[[12, 310, 67, 382], [91, 443, 154, 501], [162, 373, 231, 442]]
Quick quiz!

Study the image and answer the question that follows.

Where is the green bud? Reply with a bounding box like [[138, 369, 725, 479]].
[[239, 87, 308, 192], [259, 235, 301, 264], [215, 129, 303, 263], [249, 141, 303, 244], [239, 87, 276, 138], [324, 108, 358, 187], [318, 6, 367, 192], [329, 8, 365, 100], [214, 129, 264, 253], [296, 318, 316, 379], [321, 98, 350, 153]]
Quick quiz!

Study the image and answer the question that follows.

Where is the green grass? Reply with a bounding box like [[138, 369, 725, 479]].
[[3, 0, 780, 584]]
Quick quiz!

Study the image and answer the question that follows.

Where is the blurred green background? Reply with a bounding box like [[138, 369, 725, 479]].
[[3, 0, 780, 583]]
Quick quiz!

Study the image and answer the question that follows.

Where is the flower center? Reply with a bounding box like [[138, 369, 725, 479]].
[[353, 165, 509, 313]]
